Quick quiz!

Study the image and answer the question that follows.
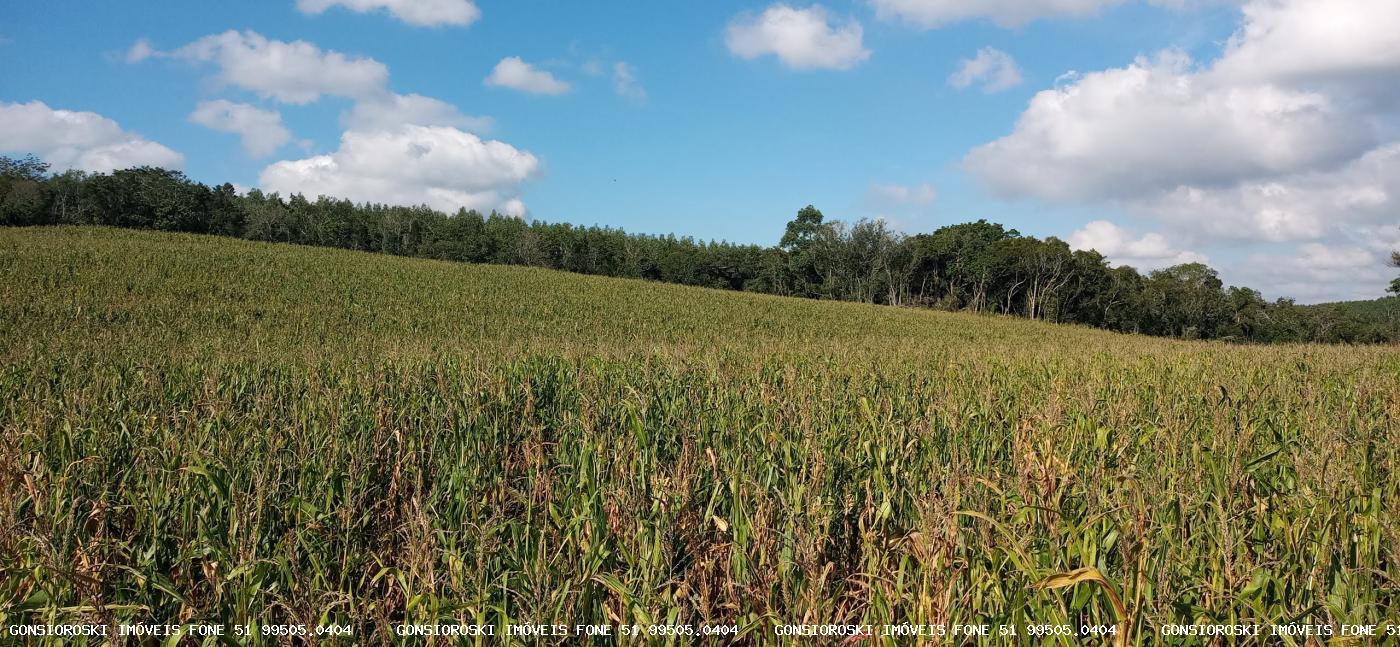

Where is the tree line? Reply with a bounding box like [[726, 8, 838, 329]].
[[3, 155, 1397, 344]]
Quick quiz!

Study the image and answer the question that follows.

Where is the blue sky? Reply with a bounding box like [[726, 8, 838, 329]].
[[2, 0, 1397, 302]]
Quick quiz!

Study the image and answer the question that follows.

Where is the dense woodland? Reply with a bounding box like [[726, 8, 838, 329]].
[[4, 154, 1398, 344]]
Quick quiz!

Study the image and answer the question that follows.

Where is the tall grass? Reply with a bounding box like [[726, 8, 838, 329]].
[[2, 226, 1398, 644]]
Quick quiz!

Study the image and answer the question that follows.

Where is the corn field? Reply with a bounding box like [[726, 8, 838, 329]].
[[2, 226, 1398, 644]]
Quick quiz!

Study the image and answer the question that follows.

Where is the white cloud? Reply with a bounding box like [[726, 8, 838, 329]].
[[296, 0, 480, 26], [171, 30, 389, 104], [484, 57, 571, 95], [1068, 219, 1207, 270], [1361, 225, 1400, 259], [1212, 0, 1400, 91], [612, 62, 647, 102], [968, 0, 1400, 208], [0, 100, 183, 172], [1236, 242, 1392, 302], [158, 32, 500, 150], [124, 31, 542, 217], [126, 38, 155, 63], [498, 197, 527, 218], [1127, 142, 1400, 243], [1292, 242, 1380, 272], [869, 182, 938, 206], [188, 100, 291, 157], [966, 0, 1400, 300], [725, 4, 870, 71], [871, 0, 1129, 29], [341, 93, 494, 132], [949, 47, 1024, 92], [967, 51, 1375, 203], [259, 125, 539, 215]]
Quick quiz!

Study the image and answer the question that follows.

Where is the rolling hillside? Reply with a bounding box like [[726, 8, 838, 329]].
[[1304, 296, 1400, 324], [3, 226, 1399, 641]]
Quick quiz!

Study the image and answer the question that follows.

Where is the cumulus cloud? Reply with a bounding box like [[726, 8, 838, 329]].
[[949, 48, 1024, 92], [968, 0, 1400, 207], [726, 4, 870, 71], [188, 100, 291, 157], [1212, 0, 1400, 92], [341, 93, 494, 132], [259, 125, 539, 215], [869, 182, 938, 207], [0, 100, 183, 172], [1235, 242, 1393, 302], [967, 0, 1400, 299], [170, 30, 389, 104], [612, 62, 647, 102], [1068, 220, 1207, 270], [296, 0, 481, 26], [966, 51, 1372, 202], [142, 31, 539, 217], [484, 57, 571, 95], [1127, 142, 1400, 243], [871, 0, 1130, 29], [497, 197, 527, 218]]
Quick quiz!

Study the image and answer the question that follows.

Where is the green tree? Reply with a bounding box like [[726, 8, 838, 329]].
[[992, 236, 1073, 320], [1102, 265, 1148, 333], [1225, 286, 1269, 341], [913, 220, 1019, 312], [88, 167, 205, 231], [845, 218, 905, 304], [46, 170, 95, 224], [206, 183, 244, 236], [0, 154, 49, 181], [1145, 263, 1230, 339], [779, 205, 825, 250], [1389, 250, 1399, 295], [778, 205, 831, 298], [0, 155, 51, 225]]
